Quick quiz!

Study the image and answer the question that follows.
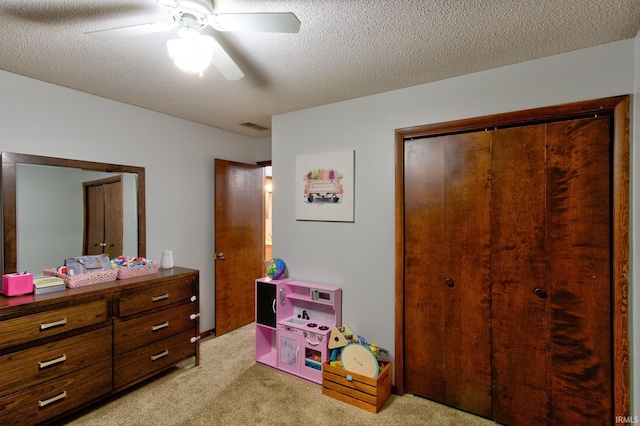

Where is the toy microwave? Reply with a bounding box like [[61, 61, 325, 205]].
[[2, 272, 34, 296]]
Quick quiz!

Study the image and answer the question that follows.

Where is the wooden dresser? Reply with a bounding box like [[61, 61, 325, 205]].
[[0, 267, 199, 425]]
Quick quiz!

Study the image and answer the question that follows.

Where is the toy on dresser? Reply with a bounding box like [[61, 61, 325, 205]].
[[1, 272, 33, 296]]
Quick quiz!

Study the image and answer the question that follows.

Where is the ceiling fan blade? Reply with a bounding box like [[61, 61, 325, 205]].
[[211, 42, 245, 80], [209, 12, 301, 33], [158, 0, 180, 7], [85, 22, 174, 40]]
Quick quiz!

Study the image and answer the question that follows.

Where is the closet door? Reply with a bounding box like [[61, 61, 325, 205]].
[[403, 132, 492, 417], [399, 97, 627, 424], [491, 117, 612, 424], [544, 116, 612, 424], [491, 124, 548, 424]]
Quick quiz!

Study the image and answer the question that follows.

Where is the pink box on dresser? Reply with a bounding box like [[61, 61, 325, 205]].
[[2, 273, 33, 296]]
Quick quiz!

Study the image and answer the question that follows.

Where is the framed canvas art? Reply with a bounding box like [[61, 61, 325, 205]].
[[295, 150, 355, 222]]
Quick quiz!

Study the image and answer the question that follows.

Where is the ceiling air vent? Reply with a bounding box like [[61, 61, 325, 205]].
[[239, 122, 269, 131]]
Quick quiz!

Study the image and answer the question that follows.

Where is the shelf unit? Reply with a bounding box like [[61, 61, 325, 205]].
[[255, 278, 341, 384]]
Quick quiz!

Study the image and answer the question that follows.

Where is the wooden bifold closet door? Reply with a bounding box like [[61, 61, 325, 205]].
[[403, 131, 492, 417], [402, 113, 614, 424]]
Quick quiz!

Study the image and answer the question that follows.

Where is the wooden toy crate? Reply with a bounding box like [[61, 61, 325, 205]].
[[322, 359, 391, 413]]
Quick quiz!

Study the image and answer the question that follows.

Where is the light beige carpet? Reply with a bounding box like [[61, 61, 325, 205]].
[[65, 324, 498, 425]]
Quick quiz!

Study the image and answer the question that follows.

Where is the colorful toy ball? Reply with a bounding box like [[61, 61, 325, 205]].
[[265, 258, 287, 279]]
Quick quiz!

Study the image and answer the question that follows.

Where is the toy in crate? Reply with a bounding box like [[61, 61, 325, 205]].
[[327, 325, 391, 378], [322, 324, 392, 413], [111, 256, 159, 279], [44, 254, 117, 288]]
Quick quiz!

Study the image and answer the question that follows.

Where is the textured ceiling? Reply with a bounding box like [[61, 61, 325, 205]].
[[1, 0, 639, 138]]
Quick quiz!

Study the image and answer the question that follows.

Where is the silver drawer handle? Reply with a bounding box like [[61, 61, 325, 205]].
[[38, 354, 67, 370], [151, 293, 169, 302], [38, 391, 67, 408], [40, 318, 67, 331], [191, 336, 201, 343], [190, 295, 197, 302], [189, 313, 200, 320], [151, 321, 169, 331], [151, 349, 169, 361]]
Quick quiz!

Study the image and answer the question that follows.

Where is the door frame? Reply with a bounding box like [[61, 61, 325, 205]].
[[394, 95, 630, 417], [258, 160, 272, 262]]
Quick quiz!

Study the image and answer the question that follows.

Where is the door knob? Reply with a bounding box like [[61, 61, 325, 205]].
[[534, 287, 547, 298], [216, 252, 226, 260], [445, 278, 455, 287]]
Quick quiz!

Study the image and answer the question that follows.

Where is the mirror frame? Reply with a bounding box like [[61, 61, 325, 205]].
[[1, 152, 146, 275]]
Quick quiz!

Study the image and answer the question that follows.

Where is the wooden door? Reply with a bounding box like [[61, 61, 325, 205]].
[[83, 176, 123, 256], [403, 131, 492, 417], [491, 117, 612, 424], [491, 124, 548, 425], [214, 159, 264, 336], [84, 183, 105, 255], [402, 114, 615, 424], [397, 97, 629, 422], [544, 117, 612, 423]]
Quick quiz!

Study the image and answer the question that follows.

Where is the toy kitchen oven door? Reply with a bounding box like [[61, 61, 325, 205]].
[[276, 282, 342, 384]]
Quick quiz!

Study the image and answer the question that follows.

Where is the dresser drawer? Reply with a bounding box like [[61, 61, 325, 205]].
[[114, 329, 196, 390], [119, 276, 195, 317], [0, 359, 112, 426], [0, 327, 112, 396], [0, 299, 110, 351], [114, 302, 196, 355]]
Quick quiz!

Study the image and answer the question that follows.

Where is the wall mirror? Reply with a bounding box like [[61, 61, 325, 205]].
[[1, 152, 146, 275]]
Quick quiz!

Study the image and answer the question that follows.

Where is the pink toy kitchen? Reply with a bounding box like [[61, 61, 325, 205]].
[[255, 278, 342, 384]]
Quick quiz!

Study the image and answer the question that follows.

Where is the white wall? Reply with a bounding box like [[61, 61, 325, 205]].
[[16, 165, 84, 272], [255, 136, 272, 163], [273, 37, 637, 410], [0, 70, 260, 333]]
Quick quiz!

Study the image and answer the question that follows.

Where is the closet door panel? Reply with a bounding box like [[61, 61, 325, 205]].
[[403, 137, 447, 400], [443, 132, 492, 417], [403, 133, 492, 417], [491, 125, 548, 425], [545, 117, 612, 424]]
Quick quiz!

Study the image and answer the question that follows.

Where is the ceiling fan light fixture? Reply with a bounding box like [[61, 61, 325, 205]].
[[87, 2, 299, 80], [167, 28, 215, 76]]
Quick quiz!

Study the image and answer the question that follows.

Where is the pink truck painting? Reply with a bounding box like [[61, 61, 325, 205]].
[[303, 168, 343, 203]]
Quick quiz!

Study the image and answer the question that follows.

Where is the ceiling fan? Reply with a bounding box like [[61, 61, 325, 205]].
[[85, 0, 301, 79]]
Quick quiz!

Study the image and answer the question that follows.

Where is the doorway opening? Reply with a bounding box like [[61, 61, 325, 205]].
[[264, 165, 273, 261]]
